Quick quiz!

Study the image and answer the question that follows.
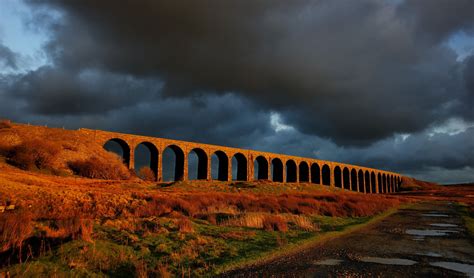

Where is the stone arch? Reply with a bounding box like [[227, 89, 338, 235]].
[[322, 164, 331, 186], [286, 160, 297, 183], [103, 138, 131, 167], [188, 148, 208, 180], [271, 158, 284, 182], [299, 161, 310, 183], [211, 151, 228, 181], [162, 144, 185, 181], [371, 172, 376, 193], [343, 167, 350, 190], [383, 174, 387, 193], [358, 170, 365, 193], [232, 153, 247, 181], [365, 171, 371, 193], [311, 163, 320, 184], [134, 141, 158, 180], [254, 155, 269, 180], [334, 166, 342, 188]]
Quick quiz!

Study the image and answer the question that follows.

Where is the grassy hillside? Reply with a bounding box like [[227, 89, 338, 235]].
[[0, 121, 409, 276]]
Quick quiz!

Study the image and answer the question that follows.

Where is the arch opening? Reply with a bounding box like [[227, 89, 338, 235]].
[[211, 151, 228, 181], [286, 160, 297, 183], [365, 171, 371, 193], [311, 163, 320, 184], [232, 153, 247, 181], [377, 173, 384, 193], [371, 172, 376, 193], [134, 142, 158, 181], [104, 138, 130, 167], [334, 166, 342, 188], [162, 145, 185, 182], [254, 156, 269, 180], [188, 148, 208, 180], [383, 174, 387, 193], [271, 158, 284, 182], [351, 169, 358, 192], [343, 167, 350, 190], [322, 164, 331, 186], [358, 170, 365, 193], [299, 162, 309, 183]]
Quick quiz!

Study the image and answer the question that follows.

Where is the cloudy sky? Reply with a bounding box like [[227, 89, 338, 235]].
[[0, 0, 473, 184]]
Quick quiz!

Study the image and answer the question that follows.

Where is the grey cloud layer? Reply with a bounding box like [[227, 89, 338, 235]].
[[0, 0, 472, 183], [18, 0, 474, 146]]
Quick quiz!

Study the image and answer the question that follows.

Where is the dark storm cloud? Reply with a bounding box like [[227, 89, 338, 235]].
[[0, 43, 18, 69], [21, 0, 474, 146], [1, 0, 473, 183], [464, 55, 474, 99], [6, 66, 162, 115], [397, 0, 474, 42]]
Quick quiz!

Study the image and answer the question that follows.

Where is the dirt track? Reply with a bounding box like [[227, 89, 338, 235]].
[[223, 201, 474, 277]]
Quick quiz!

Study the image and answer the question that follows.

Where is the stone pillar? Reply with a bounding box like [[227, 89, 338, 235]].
[[181, 153, 188, 181], [358, 174, 364, 193], [206, 156, 211, 180], [267, 157, 271, 182], [227, 156, 232, 182], [329, 164, 334, 188], [282, 160, 287, 183], [296, 163, 300, 184], [375, 174, 379, 194], [128, 148, 135, 171], [157, 153, 163, 182], [308, 166, 312, 184], [249, 156, 254, 181]]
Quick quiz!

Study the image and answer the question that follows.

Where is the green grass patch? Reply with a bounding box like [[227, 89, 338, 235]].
[[3, 208, 402, 277], [457, 202, 474, 237]]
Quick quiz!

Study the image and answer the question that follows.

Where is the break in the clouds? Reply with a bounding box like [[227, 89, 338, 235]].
[[0, 0, 473, 183]]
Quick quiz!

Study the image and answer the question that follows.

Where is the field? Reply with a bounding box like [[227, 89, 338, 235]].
[[1, 121, 471, 277]]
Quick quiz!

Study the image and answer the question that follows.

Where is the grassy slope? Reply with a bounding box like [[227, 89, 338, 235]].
[[0, 123, 408, 277]]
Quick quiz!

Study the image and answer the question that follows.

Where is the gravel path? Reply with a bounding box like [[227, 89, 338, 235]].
[[222, 201, 474, 277]]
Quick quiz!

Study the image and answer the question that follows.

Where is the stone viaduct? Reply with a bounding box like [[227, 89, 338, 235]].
[[78, 128, 403, 193]]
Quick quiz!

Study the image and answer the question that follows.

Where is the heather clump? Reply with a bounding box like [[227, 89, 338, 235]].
[[6, 139, 61, 171], [68, 153, 131, 180]]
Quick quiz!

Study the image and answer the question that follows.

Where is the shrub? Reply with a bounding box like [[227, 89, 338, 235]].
[[7, 139, 61, 171], [138, 166, 156, 181], [177, 217, 194, 233], [69, 154, 131, 180], [39, 217, 94, 242], [0, 211, 33, 259], [0, 119, 12, 129], [262, 215, 288, 232]]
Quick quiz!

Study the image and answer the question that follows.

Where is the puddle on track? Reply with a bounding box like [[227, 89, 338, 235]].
[[313, 259, 343, 266], [430, 223, 458, 228], [430, 261, 474, 277], [416, 252, 442, 257], [421, 214, 449, 217], [406, 229, 458, 237], [359, 257, 417, 266]]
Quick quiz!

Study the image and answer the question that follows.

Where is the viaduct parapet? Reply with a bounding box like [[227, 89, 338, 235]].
[[78, 128, 402, 193]]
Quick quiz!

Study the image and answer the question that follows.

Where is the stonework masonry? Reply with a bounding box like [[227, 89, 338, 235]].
[[78, 128, 403, 193]]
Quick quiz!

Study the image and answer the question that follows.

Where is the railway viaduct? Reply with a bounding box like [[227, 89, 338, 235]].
[[79, 128, 403, 193]]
